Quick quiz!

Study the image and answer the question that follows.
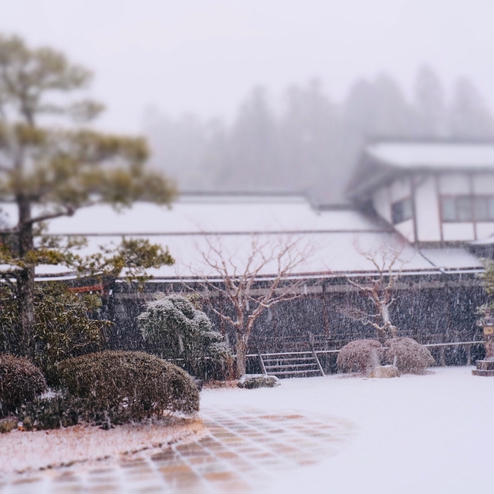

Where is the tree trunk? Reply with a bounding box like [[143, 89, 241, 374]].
[[235, 334, 248, 377], [380, 303, 397, 340], [16, 196, 35, 357]]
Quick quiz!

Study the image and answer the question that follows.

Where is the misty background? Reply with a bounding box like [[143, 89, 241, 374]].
[[143, 71, 493, 203], [1, 0, 493, 204]]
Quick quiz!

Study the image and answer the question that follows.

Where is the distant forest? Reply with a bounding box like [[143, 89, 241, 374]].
[[143, 67, 493, 205]]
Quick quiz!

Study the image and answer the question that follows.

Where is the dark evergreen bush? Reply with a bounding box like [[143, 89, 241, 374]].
[[57, 351, 199, 425], [138, 295, 233, 380], [0, 284, 106, 384], [0, 354, 47, 416], [336, 339, 383, 374], [20, 393, 81, 430], [384, 337, 434, 373]]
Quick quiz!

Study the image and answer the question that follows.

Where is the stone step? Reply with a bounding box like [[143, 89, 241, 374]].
[[475, 359, 494, 371], [265, 363, 319, 370], [472, 369, 494, 377], [269, 369, 322, 376], [259, 352, 325, 378], [263, 356, 314, 363], [261, 353, 314, 359]]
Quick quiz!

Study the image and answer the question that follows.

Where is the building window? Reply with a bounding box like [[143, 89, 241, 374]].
[[391, 197, 413, 224], [441, 197, 456, 221], [441, 196, 494, 222], [474, 196, 494, 221], [456, 197, 473, 221]]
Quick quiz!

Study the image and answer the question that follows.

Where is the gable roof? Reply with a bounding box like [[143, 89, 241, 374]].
[[347, 140, 494, 201], [366, 142, 494, 170]]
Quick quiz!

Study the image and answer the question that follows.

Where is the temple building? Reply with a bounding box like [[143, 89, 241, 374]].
[[1, 140, 493, 371]]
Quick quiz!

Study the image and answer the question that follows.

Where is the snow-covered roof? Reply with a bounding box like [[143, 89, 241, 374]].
[[0, 194, 484, 280], [29, 231, 482, 280], [366, 142, 494, 171], [419, 248, 483, 271], [0, 195, 386, 235], [70, 231, 421, 278]]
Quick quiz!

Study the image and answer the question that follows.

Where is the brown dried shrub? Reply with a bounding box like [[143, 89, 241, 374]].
[[337, 339, 383, 374], [57, 351, 199, 425], [0, 354, 47, 416], [384, 337, 435, 374]]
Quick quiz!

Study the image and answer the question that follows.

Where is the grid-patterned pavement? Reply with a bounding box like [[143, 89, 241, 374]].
[[1, 408, 352, 494]]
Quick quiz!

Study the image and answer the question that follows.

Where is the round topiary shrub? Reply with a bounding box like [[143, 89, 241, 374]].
[[0, 354, 47, 416], [337, 339, 383, 374], [384, 337, 435, 374], [57, 351, 199, 425]]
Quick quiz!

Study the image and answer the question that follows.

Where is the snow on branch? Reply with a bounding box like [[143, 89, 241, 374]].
[[337, 240, 409, 342], [182, 234, 313, 376]]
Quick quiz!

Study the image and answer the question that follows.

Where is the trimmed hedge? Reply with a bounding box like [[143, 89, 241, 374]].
[[0, 354, 47, 416], [384, 337, 434, 374], [57, 351, 199, 425], [337, 339, 383, 374]]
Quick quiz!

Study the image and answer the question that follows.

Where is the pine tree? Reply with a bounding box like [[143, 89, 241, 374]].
[[0, 35, 175, 357]]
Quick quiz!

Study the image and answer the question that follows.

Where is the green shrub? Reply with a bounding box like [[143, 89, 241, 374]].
[[138, 295, 233, 380], [384, 337, 434, 374], [19, 393, 81, 430], [0, 354, 47, 416], [0, 284, 107, 384], [57, 351, 199, 425], [337, 339, 383, 374]]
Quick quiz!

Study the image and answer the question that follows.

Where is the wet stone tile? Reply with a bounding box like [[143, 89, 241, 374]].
[[86, 484, 120, 493], [187, 455, 217, 466], [203, 470, 237, 482], [159, 464, 195, 476], [3, 408, 350, 494]]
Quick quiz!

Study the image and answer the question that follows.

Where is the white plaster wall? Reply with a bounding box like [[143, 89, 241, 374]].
[[394, 219, 414, 242], [370, 171, 492, 243], [415, 175, 440, 242], [438, 173, 470, 194], [477, 223, 494, 239], [443, 223, 475, 241], [472, 172, 494, 194]]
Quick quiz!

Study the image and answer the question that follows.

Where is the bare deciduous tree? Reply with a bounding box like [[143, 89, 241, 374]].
[[186, 235, 311, 377], [338, 243, 406, 342]]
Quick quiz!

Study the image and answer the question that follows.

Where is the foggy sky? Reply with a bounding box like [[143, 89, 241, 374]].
[[1, 0, 492, 134]]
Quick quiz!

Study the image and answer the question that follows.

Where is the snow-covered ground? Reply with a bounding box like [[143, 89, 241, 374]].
[[202, 366, 493, 494], [0, 417, 204, 474]]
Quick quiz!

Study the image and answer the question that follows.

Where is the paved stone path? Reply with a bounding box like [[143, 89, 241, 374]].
[[1, 408, 351, 494]]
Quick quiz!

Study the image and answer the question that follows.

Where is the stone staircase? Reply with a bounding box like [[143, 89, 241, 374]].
[[472, 358, 494, 377], [259, 351, 325, 378]]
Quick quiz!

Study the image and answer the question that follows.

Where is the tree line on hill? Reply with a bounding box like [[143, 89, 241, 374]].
[[143, 66, 493, 204]]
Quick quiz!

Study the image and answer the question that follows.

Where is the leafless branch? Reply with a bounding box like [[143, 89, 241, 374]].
[[339, 241, 406, 341], [184, 234, 313, 374]]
